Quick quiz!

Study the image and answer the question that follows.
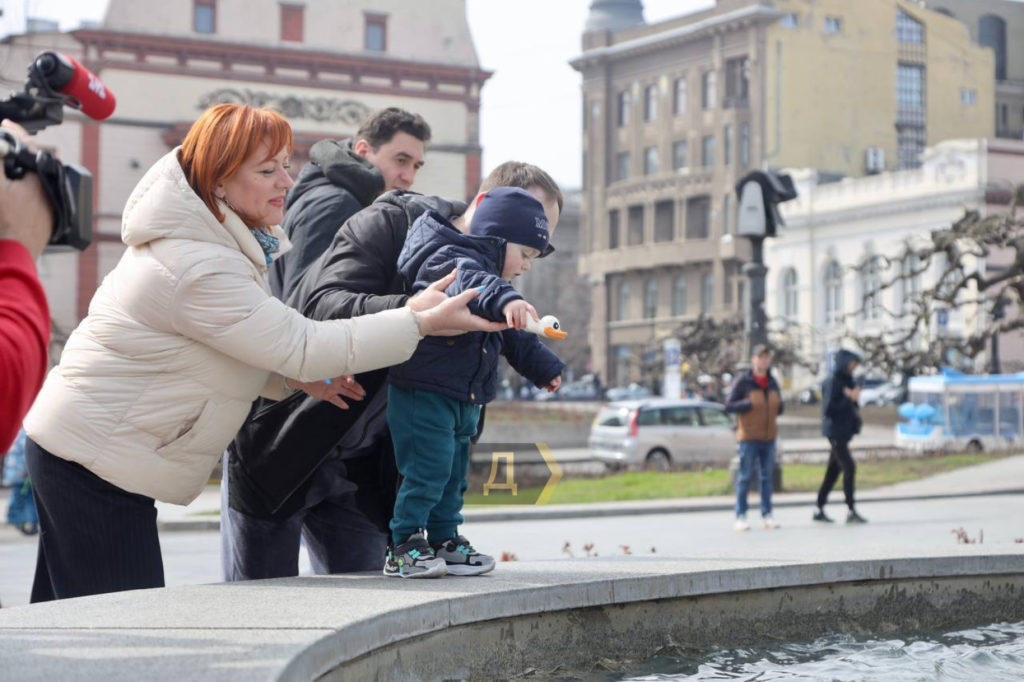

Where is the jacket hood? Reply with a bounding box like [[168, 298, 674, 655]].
[[286, 139, 384, 210], [375, 189, 467, 227], [121, 149, 291, 271], [397, 210, 502, 286], [833, 349, 861, 376]]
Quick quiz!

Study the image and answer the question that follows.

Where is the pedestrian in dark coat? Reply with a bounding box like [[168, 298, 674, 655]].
[[814, 348, 867, 524]]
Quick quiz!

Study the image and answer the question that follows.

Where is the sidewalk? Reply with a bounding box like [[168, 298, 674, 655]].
[[146, 453, 1024, 531]]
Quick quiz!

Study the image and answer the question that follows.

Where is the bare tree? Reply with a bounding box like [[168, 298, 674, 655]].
[[844, 184, 1024, 376]]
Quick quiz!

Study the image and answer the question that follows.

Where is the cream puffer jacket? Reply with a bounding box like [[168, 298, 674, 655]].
[[25, 149, 421, 504]]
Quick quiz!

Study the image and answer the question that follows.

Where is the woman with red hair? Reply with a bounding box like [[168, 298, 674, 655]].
[[21, 104, 501, 601]]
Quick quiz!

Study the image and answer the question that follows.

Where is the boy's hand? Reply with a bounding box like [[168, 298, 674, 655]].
[[502, 299, 538, 330], [544, 375, 562, 393]]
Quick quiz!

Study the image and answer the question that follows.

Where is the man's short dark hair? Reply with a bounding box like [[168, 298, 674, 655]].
[[356, 107, 431, 149], [479, 161, 563, 213]]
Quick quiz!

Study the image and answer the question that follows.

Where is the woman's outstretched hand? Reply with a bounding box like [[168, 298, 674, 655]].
[[286, 375, 365, 410], [414, 270, 508, 337]]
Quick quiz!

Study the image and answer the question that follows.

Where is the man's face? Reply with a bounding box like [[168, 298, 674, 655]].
[[355, 131, 425, 190], [752, 351, 772, 375]]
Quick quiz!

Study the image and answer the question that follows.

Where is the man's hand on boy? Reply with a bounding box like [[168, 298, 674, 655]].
[[502, 299, 538, 330], [543, 375, 562, 393], [407, 269, 458, 312]]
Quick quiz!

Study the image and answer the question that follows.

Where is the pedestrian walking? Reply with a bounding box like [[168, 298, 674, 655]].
[[814, 348, 868, 524]]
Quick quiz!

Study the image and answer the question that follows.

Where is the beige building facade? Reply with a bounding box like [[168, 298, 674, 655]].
[[925, 0, 1024, 140], [573, 0, 998, 388], [0, 0, 488, 334]]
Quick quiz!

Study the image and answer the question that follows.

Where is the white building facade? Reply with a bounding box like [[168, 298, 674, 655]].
[[765, 137, 1024, 390]]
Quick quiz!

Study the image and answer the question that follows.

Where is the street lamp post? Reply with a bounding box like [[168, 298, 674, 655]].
[[735, 170, 797, 357]]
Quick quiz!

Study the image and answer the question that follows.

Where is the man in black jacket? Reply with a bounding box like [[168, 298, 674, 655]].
[[815, 348, 867, 524], [223, 162, 563, 581], [270, 107, 430, 300]]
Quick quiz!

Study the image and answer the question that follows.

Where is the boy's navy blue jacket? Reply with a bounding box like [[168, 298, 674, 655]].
[[388, 211, 565, 404]]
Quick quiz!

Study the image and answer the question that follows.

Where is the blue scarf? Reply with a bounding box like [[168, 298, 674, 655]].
[[251, 226, 279, 265]]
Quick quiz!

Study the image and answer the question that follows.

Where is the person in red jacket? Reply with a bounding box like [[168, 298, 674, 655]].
[[0, 119, 52, 453]]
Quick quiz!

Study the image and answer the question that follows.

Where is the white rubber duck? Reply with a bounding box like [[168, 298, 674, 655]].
[[524, 314, 567, 340]]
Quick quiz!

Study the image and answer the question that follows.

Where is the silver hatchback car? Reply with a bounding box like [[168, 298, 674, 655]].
[[588, 398, 737, 470]]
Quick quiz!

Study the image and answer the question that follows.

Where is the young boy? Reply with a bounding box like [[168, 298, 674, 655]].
[[384, 186, 564, 578]]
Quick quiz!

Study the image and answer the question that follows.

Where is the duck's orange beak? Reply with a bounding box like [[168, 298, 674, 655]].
[[543, 327, 568, 340]]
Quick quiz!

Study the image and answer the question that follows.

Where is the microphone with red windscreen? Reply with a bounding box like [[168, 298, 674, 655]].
[[33, 52, 116, 121]]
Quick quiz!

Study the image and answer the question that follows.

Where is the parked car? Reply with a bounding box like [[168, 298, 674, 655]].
[[604, 383, 651, 402], [534, 379, 602, 402], [858, 379, 904, 407], [588, 398, 737, 471]]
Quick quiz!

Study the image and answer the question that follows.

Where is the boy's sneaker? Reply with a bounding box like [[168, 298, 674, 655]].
[[383, 532, 447, 579], [733, 515, 750, 532], [431, 535, 495, 576], [762, 515, 780, 530], [847, 509, 868, 524], [812, 508, 834, 523]]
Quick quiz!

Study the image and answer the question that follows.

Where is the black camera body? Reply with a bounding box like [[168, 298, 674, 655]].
[[0, 52, 95, 251]]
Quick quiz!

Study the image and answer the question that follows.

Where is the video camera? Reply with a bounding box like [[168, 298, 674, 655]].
[[0, 52, 118, 251]]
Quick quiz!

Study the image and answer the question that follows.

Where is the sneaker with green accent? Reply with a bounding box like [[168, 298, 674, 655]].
[[383, 532, 447, 579], [431, 535, 495, 576]]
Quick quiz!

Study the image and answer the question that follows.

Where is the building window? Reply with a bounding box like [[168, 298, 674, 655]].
[[723, 125, 732, 166], [781, 268, 798, 319], [644, 84, 659, 122], [1000, 103, 1009, 128], [194, 0, 215, 33], [615, 152, 630, 181], [823, 260, 843, 325], [979, 14, 1007, 81], [860, 257, 884, 320], [643, 279, 658, 319], [643, 146, 659, 175], [673, 77, 687, 115], [365, 13, 387, 51], [722, 194, 733, 234], [824, 16, 842, 34], [673, 141, 688, 172], [961, 88, 977, 106], [740, 122, 750, 166], [618, 281, 632, 321], [897, 63, 926, 169], [724, 264, 734, 306], [701, 135, 715, 168], [897, 64, 925, 118], [701, 272, 714, 314], [898, 126, 926, 169], [896, 9, 924, 44], [617, 91, 631, 127], [672, 276, 687, 316], [654, 200, 674, 242], [897, 252, 922, 314], [702, 70, 717, 110], [724, 57, 749, 107], [627, 205, 644, 246], [780, 12, 798, 29], [608, 209, 620, 249], [685, 196, 710, 239], [280, 4, 303, 42]]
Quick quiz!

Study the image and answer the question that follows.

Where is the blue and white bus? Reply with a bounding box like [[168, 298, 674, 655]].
[[896, 368, 1024, 452]]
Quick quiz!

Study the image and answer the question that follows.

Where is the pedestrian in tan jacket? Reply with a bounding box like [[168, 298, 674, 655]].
[[23, 104, 503, 602], [725, 344, 785, 531]]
